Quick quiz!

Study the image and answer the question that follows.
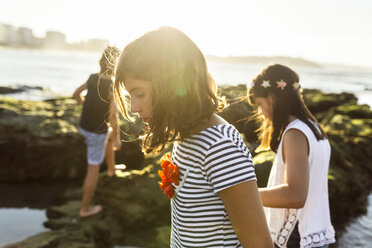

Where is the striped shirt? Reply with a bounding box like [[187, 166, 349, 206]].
[[170, 124, 257, 248]]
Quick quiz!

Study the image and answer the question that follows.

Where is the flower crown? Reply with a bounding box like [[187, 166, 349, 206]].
[[249, 80, 300, 91]]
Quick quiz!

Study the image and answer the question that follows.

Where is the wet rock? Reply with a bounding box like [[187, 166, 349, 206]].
[[0, 86, 24, 94], [0, 85, 45, 95], [8, 163, 170, 248], [0, 96, 144, 182], [303, 89, 358, 113], [252, 151, 275, 188], [218, 85, 259, 144]]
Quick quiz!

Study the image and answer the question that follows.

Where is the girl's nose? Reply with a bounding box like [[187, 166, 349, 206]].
[[130, 99, 140, 113]]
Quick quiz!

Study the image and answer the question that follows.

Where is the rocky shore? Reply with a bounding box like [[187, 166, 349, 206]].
[[1, 85, 371, 247]]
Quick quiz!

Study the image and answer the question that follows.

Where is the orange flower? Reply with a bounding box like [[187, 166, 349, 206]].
[[158, 154, 179, 199]]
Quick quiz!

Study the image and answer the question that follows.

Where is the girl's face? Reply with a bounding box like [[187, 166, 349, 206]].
[[124, 78, 152, 123], [254, 96, 273, 121]]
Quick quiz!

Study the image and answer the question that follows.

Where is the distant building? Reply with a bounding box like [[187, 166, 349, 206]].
[[0, 23, 7, 44], [0, 23, 108, 51], [0, 23, 18, 45], [43, 31, 66, 49], [17, 27, 40, 47]]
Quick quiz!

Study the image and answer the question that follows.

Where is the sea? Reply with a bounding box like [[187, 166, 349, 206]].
[[0, 48, 371, 106], [0, 48, 371, 247]]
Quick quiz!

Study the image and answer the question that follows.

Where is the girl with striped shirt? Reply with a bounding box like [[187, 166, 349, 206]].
[[113, 26, 273, 248]]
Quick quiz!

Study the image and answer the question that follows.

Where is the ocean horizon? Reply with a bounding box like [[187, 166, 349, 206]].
[[1, 48, 371, 107]]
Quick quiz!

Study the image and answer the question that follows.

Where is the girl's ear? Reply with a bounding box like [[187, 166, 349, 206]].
[[268, 93, 275, 106]]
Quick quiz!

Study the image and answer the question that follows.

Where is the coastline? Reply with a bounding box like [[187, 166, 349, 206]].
[[1, 48, 372, 109]]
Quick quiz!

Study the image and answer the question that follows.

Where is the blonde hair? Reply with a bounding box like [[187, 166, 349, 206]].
[[114, 26, 224, 152], [99, 46, 121, 76]]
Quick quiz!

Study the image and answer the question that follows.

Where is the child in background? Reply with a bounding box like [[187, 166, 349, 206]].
[[73, 46, 122, 218], [113, 26, 272, 248], [248, 64, 335, 248]]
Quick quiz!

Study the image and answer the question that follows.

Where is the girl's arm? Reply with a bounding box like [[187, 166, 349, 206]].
[[219, 180, 273, 248], [73, 83, 88, 105], [259, 129, 309, 208]]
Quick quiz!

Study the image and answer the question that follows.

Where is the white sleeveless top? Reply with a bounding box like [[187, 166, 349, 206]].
[[264, 119, 335, 248]]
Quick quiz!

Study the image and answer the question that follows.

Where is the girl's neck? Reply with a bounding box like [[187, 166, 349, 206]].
[[190, 114, 228, 134], [288, 115, 297, 123]]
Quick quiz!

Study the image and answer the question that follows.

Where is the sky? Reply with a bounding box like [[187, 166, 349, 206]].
[[1, 0, 372, 68]]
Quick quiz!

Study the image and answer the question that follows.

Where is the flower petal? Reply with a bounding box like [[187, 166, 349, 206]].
[[158, 154, 179, 198]]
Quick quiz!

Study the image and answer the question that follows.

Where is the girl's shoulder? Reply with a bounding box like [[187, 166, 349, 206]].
[[185, 124, 240, 149], [194, 123, 238, 140], [285, 119, 316, 133], [88, 73, 112, 82], [89, 73, 99, 80], [284, 119, 327, 145], [86, 73, 99, 86], [203, 124, 247, 151], [213, 123, 241, 139]]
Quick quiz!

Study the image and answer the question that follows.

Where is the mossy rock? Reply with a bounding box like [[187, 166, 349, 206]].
[[3, 86, 372, 247], [96, 164, 170, 230], [218, 84, 248, 99], [19, 164, 171, 248], [0, 96, 145, 182], [253, 151, 275, 188], [303, 90, 357, 113], [3, 230, 96, 248], [332, 104, 372, 119], [324, 114, 371, 138], [145, 226, 171, 248], [0, 97, 81, 138]]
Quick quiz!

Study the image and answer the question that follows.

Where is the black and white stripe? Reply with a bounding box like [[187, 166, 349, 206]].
[[170, 124, 256, 248]]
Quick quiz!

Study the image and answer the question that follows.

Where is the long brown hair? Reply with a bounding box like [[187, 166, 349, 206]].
[[248, 64, 326, 152], [114, 26, 224, 153]]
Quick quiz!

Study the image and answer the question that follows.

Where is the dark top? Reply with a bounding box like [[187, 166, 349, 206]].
[[80, 73, 112, 133]]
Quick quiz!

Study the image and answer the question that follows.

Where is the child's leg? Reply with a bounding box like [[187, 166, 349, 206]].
[[105, 136, 116, 177], [79, 164, 102, 217]]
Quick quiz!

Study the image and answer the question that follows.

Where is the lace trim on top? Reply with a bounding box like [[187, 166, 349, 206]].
[[275, 209, 298, 247], [274, 208, 335, 248], [300, 229, 335, 248]]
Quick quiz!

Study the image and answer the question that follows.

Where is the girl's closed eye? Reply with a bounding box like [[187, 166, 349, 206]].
[[136, 93, 145, 98], [129, 90, 145, 99]]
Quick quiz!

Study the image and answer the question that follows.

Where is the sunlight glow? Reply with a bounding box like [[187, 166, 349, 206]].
[[0, 0, 372, 67]]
